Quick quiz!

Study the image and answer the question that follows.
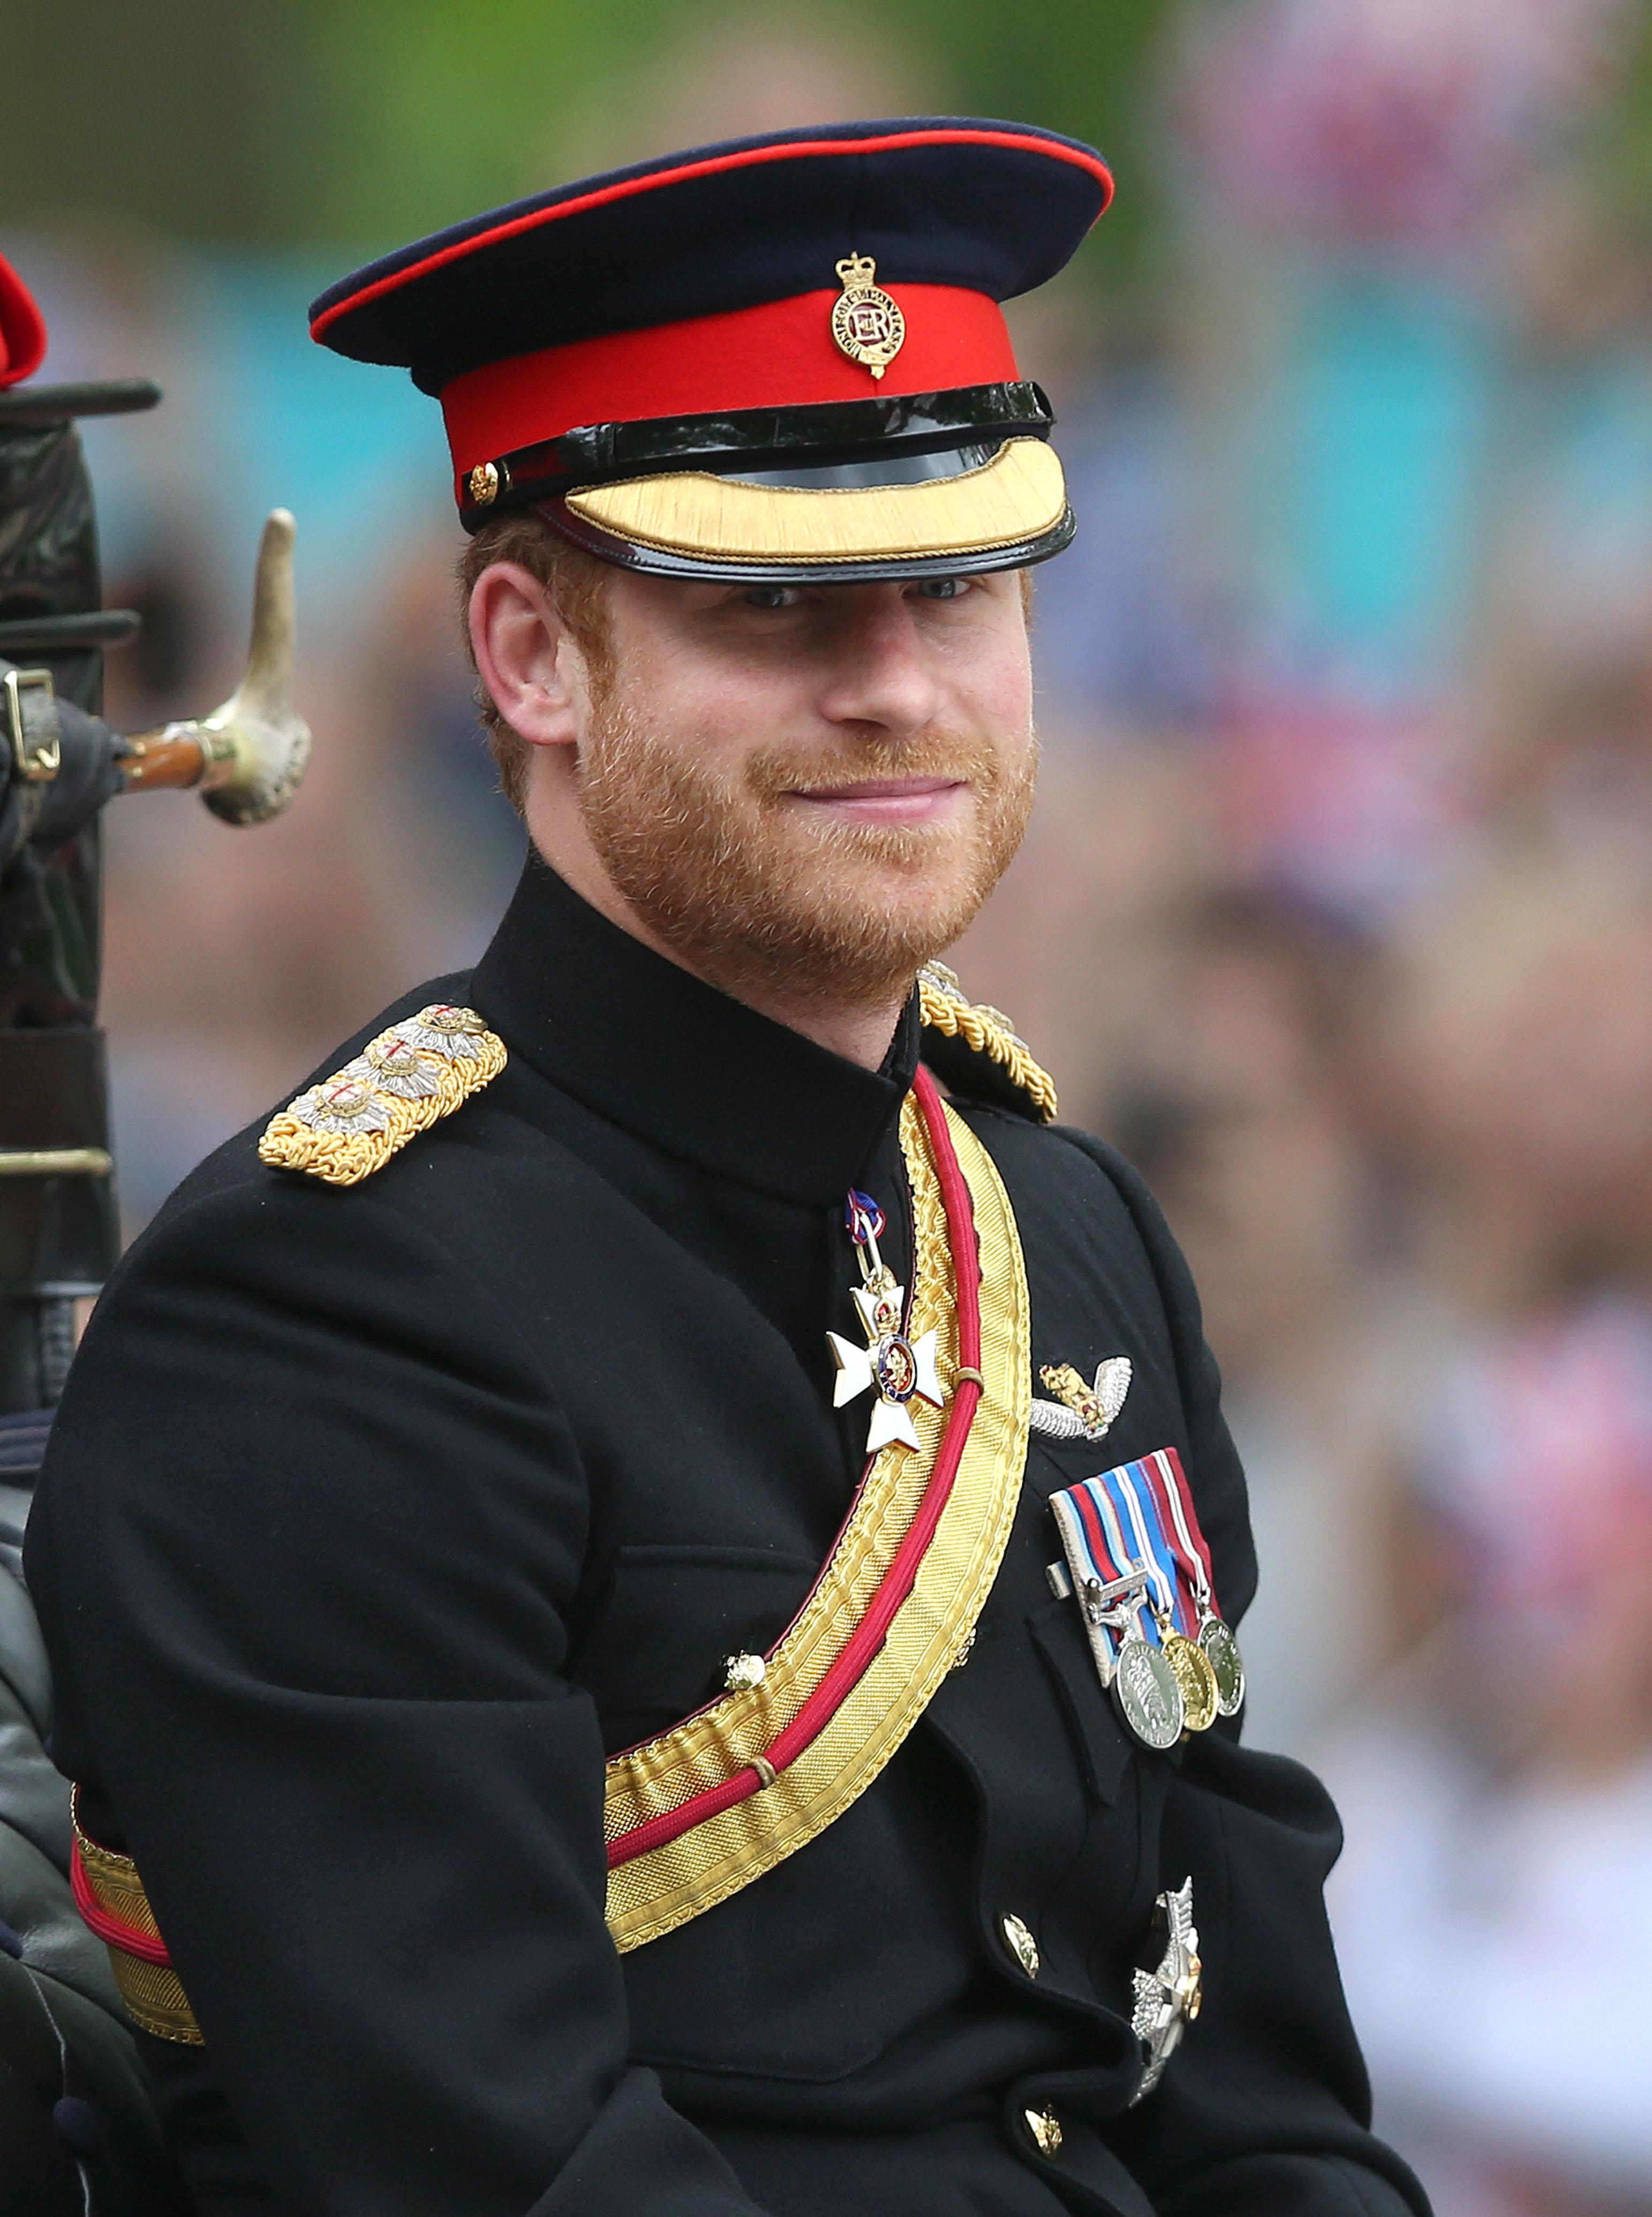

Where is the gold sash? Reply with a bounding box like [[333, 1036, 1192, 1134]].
[[78, 1090, 1031, 2035], [602, 1089, 1030, 1952]]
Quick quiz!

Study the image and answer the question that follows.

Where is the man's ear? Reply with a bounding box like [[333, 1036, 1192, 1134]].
[[469, 560, 584, 748]]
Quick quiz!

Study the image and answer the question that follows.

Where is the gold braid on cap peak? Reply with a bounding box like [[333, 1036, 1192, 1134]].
[[258, 1005, 506, 1186], [918, 964, 1058, 1123]]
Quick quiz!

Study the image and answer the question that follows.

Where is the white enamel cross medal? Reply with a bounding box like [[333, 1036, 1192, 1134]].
[[827, 1189, 945, 1456]]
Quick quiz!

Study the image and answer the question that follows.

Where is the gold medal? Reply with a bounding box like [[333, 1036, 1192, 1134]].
[[1134, 1447, 1246, 1721], [830, 253, 906, 381], [1159, 1625, 1219, 1733]]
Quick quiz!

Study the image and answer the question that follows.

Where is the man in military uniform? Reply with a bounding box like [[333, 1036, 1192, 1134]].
[[25, 121, 1429, 2216]]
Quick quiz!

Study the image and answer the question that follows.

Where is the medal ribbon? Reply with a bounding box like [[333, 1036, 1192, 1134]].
[[1052, 1473, 1130, 1588], [844, 1189, 886, 1248], [1052, 1454, 1239, 1739], [1091, 1474, 1165, 1645], [1110, 1462, 1195, 1635], [1052, 1454, 1212, 1650], [1050, 1472, 1150, 1664], [1141, 1446, 1223, 1622]]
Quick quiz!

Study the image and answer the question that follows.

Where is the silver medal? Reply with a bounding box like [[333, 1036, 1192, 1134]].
[[1198, 1617, 1246, 1717], [1113, 1635, 1185, 1751]]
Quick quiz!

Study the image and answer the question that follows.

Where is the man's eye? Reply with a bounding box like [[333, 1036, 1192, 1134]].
[[917, 577, 967, 600], [741, 585, 799, 610]]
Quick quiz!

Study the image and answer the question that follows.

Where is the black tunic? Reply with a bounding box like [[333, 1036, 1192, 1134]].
[[25, 855, 1428, 2217]]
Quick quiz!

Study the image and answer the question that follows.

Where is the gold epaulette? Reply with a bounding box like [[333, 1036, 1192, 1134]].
[[917, 963, 1058, 1123], [257, 1004, 506, 1186]]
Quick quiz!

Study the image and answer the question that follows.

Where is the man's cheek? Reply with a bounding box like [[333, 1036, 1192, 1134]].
[[945, 659, 1027, 740], [980, 660, 1035, 735]]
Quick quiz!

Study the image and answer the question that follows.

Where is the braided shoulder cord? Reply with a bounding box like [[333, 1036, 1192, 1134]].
[[917, 964, 1058, 1123]]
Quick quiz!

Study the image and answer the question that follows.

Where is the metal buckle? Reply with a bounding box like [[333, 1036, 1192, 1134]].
[[1081, 1568, 1150, 1626], [4, 666, 61, 783]]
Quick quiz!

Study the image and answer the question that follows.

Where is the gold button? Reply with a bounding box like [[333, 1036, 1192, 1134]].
[[1023, 2104, 1062, 2157], [723, 1652, 766, 1692], [467, 459, 501, 506], [1000, 1912, 1040, 1979]]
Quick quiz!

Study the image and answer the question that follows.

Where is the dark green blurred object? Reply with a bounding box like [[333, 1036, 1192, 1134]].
[[0, 1442, 195, 2216], [0, 288, 307, 2205], [0, 400, 124, 1414], [0, 354, 190, 2213], [0, 0, 1170, 286]]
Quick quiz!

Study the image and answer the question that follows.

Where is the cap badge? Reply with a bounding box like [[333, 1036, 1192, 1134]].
[[467, 460, 501, 508], [831, 253, 905, 381]]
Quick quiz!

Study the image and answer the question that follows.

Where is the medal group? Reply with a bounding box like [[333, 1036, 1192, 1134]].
[[824, 1189, 1232, 2096], [827, 1181, 1244, 1755], [1049, 1449, 1244, 1749]]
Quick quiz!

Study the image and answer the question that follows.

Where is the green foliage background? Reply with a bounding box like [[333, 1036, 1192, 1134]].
[[6, 0, 1650, 303], [0, 0, 1167, 275]]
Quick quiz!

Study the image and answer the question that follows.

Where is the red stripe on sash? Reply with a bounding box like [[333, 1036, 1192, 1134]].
[[607, 1065, 982, 1869], [71, 1840, 176, 1968]]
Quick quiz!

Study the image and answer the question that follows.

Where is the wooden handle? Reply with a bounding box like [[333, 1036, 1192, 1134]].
[[120, 728, 206, 792]]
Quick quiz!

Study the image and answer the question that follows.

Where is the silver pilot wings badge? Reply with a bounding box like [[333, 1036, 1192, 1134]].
[[1028, 1355, 1133, 1443]]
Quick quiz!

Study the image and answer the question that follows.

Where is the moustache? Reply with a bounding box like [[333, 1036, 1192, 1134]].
[[744, 730, 1012, 802]]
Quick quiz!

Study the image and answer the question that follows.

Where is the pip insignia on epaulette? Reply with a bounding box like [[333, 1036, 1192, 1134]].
[[258, 1004, 506, 1186], [917, 963, 1058, 1123]]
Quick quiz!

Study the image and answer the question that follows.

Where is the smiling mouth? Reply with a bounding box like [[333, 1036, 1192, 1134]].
[[785, 776, 969, 823]]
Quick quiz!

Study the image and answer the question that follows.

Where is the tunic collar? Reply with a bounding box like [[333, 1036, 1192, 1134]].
[[469, 853, 918, 1205]]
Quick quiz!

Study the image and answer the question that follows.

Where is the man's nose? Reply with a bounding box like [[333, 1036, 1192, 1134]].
[[815, 599, 942, 738]]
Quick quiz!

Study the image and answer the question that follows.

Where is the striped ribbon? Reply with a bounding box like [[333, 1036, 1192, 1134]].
[[1141, 1446, 1218, 1614], [1051, 1451, 1218, 1658]]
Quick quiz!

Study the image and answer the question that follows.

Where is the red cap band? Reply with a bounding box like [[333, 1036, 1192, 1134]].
[[440, 283, 1017, 489]]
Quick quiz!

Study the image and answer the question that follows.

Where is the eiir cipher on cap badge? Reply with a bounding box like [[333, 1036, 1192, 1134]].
[[831, 253, 906, 380]]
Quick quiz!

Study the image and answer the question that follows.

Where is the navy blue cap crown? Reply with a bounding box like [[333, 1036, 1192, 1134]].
[[309, 119, 1111, 579], [311, 118, 1112, 396]]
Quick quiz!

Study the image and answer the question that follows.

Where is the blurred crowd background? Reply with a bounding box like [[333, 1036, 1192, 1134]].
[[9, 2, 1652, 2210]]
